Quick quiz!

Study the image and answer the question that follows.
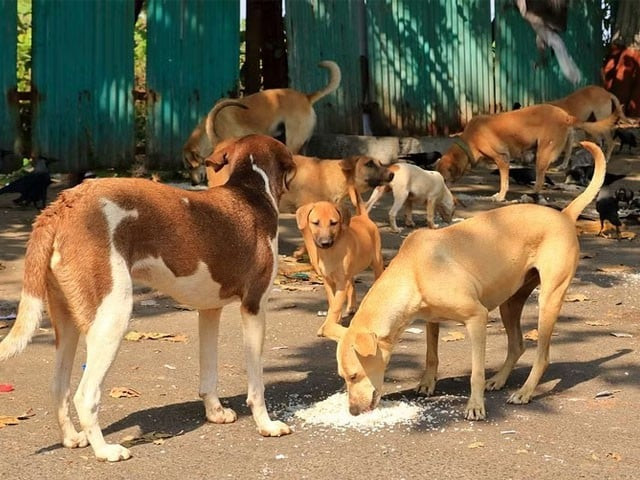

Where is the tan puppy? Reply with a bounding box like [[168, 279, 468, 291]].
[[0, 135, 296, 462], [183, 60, 341, 185], [296, 201, 384, 337], [366, 162, 455, 232], [328, 141, 605, 421], [207, 152, 392, 214], [436, 104, 616, 201]]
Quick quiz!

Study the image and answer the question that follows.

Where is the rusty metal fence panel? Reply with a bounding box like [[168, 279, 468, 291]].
[[285, 0, 362, 135], [366, 0, 494, 136], [31, 0, 135, 171], [494, 0, 606, 110], [0, 0, 18, 155], [146, 0, 239, 169]]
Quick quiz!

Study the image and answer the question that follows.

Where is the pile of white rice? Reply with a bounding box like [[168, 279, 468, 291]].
[[278, 392, 465, 433]]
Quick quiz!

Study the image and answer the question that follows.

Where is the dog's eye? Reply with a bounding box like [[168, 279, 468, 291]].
[[349, 373, 358, 381], [311, 220, 320, 226], [329, 220, 338, 226], [365, 160, 374, 168]]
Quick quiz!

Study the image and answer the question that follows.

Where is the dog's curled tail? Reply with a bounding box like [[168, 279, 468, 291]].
[[204, 100, 248, 147], [307, 61, 341, 105], [0, 205, 58, 361], [562, 141, 606, 223], [610, 93, 633, 125]]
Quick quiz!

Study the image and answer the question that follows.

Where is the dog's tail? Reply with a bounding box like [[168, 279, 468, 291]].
[[574, 112, 618, 140], [0, 203, 59, 361], [307, 61, 341, 105], [609, 93, 634, 125], [562, 141, 606, 223], [204, 100, 248, 147]]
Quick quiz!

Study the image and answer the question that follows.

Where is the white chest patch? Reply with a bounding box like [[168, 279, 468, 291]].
[[131, 257, 235, 310]]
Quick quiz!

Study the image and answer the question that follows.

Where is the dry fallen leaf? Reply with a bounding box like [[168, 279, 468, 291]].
[[606, 452, 622, 461], [524, 329, 538, 341], [468, 441, 485, 449], [121, 431, 174, 448], [565, 293, 589, 302], [585, 320, 611, 327], [109, 387, 141, 398], [597, 265, 634, 274], [442, 331, 465, 342], [0, 416, 20, 428], [124, 331, 187, 343], [610, 332, 633, 338]]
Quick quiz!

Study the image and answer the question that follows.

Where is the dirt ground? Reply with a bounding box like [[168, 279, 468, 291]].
[[1, 150, 639, 480]]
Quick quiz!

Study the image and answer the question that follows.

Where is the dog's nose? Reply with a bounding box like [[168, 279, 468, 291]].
[[318, 238, 334, 248], [349, 405, 362, 416]]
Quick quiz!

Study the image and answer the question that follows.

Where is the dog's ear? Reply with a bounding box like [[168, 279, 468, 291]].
[[205, 151, 229, 172], [296, 203, 314, 230], [339, 156, 358, 173], [339, 204, 351, 226], [354, 331, 378, 357], [281, 154, 297, 190]]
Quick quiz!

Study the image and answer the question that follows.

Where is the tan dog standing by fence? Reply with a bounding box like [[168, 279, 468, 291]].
[[436, 104, 616, 201], [296, 201, 384, 338], [327, 141, 606, 422], [0, 135, 296, 462], [183, 60, 341, 185]]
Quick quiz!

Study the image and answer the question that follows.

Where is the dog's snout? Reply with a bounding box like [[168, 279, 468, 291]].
[[318, 237, 334, 249], [349, 405, 362, 416]]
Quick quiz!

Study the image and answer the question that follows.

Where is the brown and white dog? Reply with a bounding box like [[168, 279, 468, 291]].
[[365, 162, 455, 232], [436, 104, 616, 201], [328, 141, 605, 421], [183, 60, 341, 185], [0, 135, 296, 462], [296, 201, 384, 338]]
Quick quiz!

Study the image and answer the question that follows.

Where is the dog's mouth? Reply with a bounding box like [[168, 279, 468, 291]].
[[349, 390, 380, 416], [315, 238, 334, 249]]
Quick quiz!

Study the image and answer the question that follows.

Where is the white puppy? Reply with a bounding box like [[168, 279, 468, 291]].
[[366, 162, 455, 232]]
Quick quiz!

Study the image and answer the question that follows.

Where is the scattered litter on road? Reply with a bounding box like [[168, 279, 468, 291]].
[[0, 383, 14, 393], [595, 390, 620, 398], [140, 299, 159, 307], [610, 332, 633, 338], [404, 327, 423, 335], [109, 387, 141, 398]]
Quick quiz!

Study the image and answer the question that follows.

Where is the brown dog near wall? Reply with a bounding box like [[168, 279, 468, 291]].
[[328, 141, 606, 422], [436, 104, 616, 201], [183, 60, 341, 185], [0, 135, 296, 462], [296, 201, 384, 338]]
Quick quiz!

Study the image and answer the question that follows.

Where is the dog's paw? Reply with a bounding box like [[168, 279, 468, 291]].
[[258, 420, 292, 437], [507, 390, 532, 405], [62, 431, 89, 449], [415, 382, 436, 396], [489, 193, 506, 202], [206, 406, 237, 424], [464, 401, 486, 421], [95, 443, 132, 462], [485, 376, 507, 391]]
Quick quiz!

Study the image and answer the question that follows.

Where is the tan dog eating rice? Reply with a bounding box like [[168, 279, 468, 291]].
[[328, 141, 606, 421]]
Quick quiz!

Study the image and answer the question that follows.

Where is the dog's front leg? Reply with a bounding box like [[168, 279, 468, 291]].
[[416, 322, 440, 395], [240, 304, 291, 437], [199, 308, 237, 424], [464, 310, 489, 420], [317, 282, 347, 337], [491, 155, 510, 202]]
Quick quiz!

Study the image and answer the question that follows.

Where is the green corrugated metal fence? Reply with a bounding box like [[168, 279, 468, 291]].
[[0, 0, 18, 155], [146, 0, 239, 168], [285, 0, 362, 135], [31, 0, 135, 170]]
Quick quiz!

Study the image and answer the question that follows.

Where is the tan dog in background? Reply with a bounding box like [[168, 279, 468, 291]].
[[0, 135, 296, 462], [436, 104, 616, 201], [366, 162, 455, 232], [329, 141, 606, 421], [296, 201, 384, 337], [207, 152, 392, 214], [549, 85, 629, 122], [183, 60, 341, 185]]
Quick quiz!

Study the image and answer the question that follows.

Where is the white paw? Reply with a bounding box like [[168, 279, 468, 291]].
[[464, 400, 486, 421], [62, 431, 89, 449], [95, 443, 132, 462], [485, 377, 506, 391], [415, 382, 436, 396], [507, 390, 532, 405], [257, 420, 292, 437], [206, 406, 237, 424], [489, 193, 505, 202]]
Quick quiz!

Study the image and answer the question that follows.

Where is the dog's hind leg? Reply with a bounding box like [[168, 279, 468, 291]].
[[345, 280, 357, 315], [416, 322, 440, 395], [74, 279, 133, 461], [508, 271, 573, 405], [464, 306, 490, 420], [49, 288, 87, 449], [486, 274, 539, 391], [199, 308, 237, 424], [556, 130, 574, 171], [389, 190, 409, 232], [403, 198, 416, 227], [424, 198, 437, 228], [490, 154, 510, 202], [240, 303, 291, 436]]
